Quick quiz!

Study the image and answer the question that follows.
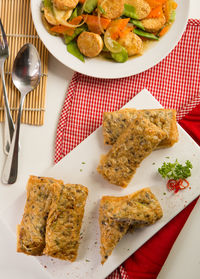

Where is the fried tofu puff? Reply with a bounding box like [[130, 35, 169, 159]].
[[141, 15, 166, 32], [125, 0, 151, 19], [118, 32, 143, 56], [98, 0, 125, 19], [77, 32, 104, 58], [53, 0, 79, 10]]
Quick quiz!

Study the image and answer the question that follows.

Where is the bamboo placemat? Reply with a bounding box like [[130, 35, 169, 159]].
[[0, 0, 48, 125]]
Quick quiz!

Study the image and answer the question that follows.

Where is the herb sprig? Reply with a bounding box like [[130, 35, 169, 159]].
[[158, 159, 192, 180]]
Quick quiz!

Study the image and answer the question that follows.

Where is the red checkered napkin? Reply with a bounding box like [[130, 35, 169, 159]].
[[55, 19, 200, 163], [55, 19, 200, 278]]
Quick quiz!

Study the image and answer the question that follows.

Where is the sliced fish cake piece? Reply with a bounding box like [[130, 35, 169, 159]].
[[103, 108, 178, 148], [98, 116, 166, 187], [99, 198, 129, 264], [17, 176, 63, 256], [99, 188, 163, 264], [104, 187, 163, 226], [44, 184, 88, 262]]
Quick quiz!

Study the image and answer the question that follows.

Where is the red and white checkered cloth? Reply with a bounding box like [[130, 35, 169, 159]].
[[55, 19, 200, 164], [55, 19, 200, 278]]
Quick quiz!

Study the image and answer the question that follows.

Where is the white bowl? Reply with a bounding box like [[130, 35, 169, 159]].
[[31, 0, 190, 79]]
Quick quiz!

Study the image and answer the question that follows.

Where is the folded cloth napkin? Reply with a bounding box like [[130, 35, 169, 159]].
[[55, 19, 200, 279]]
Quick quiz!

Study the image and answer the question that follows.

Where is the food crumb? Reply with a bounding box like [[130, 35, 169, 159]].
[[165, 156, 170, 159], [82, 162, 86, 164], [163, 192, 166, 195], [80, 169, 83, 172], [86, 259, 90, 262], [44, 265, 47, 269], [94, 241, 97, 245], [152, 162, 155, 165]]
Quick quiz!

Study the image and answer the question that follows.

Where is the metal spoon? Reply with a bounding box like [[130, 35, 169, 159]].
[[2, 44, 41, 184]]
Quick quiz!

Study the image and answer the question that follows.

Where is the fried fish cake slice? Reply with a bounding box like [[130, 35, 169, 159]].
[[103, 108, 178, 148], [141, 14, 166, 33], [77, 32, 103, 58], [99, 188, 163, 264], [98, 0, 124, 19], [104, 188, 163, 225], [125, 0, 151, 20], [98, 116, 166, 187], [17, 176, 63, 256], [44, 184, 88, 262]]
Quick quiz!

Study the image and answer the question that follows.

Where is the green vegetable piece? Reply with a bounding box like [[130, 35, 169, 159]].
[[169, 10, 176, 23], [43, 0, 52, 8], [111, 47, 128, 63], [98, 5, 106, 15], [123, 4, 138, 20], [67, 41, 85, 62], [64, 26, 87, 44], [158, 159, 193, 180], [70, 7, 78, 20], [130, 19, 145, 31], [134, 28, 159, 40], [83, 0, 98, 13]]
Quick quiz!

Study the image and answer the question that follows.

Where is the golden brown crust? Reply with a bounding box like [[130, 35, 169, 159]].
[[99, 199, 129, 264], [102, 188, 163, 225], [103, 108, 179, 148], [17, 176, 63, 256], [44, 184, 88, 262], [98, 0, 124, 19], [98, 116, 166, 187], [99, 188, 163, 264]]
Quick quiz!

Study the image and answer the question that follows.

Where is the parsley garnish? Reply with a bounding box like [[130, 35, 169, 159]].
[[158, 159, 192, 180]]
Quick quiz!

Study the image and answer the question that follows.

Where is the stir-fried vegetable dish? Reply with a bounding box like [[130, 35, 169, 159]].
[[41, 0, 177, 62]]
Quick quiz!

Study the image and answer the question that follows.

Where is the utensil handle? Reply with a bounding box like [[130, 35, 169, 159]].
[[2, 95, 25, 184], [0, 61, 15, 154]]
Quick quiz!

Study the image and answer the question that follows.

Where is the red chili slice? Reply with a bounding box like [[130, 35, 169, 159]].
[[166, 179, 190, 194]]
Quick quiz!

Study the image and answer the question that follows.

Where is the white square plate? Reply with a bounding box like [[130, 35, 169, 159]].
[[2, 89, 200, 279]]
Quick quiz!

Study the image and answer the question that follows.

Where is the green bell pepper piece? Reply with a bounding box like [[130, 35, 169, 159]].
[[83, 0, 98, 13], [130, 19, 145, 31], [111, 47, 128, 63], [123, 4, 138, 20], [67, 41, 85, 62], [134, 29, 159, 40]]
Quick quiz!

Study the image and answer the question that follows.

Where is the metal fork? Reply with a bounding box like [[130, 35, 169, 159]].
[[0, 19, 15, 155]]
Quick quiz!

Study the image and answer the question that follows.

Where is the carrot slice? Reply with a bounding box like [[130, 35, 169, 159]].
[[146, 0, 167, 8], [147, 5, 164, 18], [79, 0, 85, 3], [50, 16, 83, 36], [83, 15, 111, 34], [159, 25, 170, 36], [108, 18, 130, 40]]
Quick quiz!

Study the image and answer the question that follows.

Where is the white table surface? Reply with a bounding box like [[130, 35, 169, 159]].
[[0, 1, 199, 278]]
